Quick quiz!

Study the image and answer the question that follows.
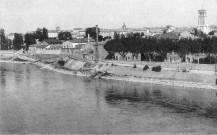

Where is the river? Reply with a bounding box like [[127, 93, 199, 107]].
[[1, 62, 217, 134]]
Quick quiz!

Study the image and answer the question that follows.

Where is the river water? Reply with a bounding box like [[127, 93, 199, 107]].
[[1, 62, 217, 134]]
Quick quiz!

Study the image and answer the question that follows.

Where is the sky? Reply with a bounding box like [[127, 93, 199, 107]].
[[0, 0, 217, 34]]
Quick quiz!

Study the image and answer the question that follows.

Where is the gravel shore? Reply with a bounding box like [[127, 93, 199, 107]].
[[101, 74, 217, 90]]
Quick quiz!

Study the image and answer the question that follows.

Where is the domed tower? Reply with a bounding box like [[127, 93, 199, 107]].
[[122, 23, 126, 30]]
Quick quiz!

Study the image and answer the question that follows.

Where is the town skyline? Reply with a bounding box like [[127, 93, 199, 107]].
[[1, 0, 217, 34]]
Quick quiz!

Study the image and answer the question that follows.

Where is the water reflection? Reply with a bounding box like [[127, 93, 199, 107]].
[[1, 70, 6, 87], [104, 82, 217, 118]]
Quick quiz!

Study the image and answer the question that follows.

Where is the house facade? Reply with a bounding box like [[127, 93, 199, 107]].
[[179, 31, 194, 39], [7, 33, 15, 40], [29, 39, 63, 54], [48, 30, 58, 39]]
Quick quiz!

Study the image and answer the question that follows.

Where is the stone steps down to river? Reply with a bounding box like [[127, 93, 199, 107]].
[[64, 58, 87, 70]]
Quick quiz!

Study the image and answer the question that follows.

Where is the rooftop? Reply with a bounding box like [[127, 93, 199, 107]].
[[44, 39, 63, 44]]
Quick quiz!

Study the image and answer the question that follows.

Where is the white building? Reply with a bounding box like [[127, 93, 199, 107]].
[[7, 33, 15, 40], [197, 9, 210, 34]]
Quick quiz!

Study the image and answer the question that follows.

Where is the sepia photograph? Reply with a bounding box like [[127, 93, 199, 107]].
[[1, 0, 217, 134]]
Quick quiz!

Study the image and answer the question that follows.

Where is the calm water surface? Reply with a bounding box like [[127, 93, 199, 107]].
[[1, 62, 217, 134]]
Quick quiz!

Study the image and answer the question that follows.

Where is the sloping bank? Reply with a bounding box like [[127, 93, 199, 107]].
[[93, 62, 217, 90], [7, 54, 217, 90]]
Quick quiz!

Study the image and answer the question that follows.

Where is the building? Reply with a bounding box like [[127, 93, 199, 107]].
[[149, 27, 164, 35], [179, 31, 194, 39], [48, 26, 74, 39], [7, 33, 15, 40], [154, 32, 179, 41], [197, 8, 210, 34], [48, 27, 60, 39], [71, 28, 86, 39], [100, 23, 151, 39], [28, 39, 63, 54]]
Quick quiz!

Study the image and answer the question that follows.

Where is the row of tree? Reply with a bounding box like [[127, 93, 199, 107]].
[[104, 33, 217, 62]]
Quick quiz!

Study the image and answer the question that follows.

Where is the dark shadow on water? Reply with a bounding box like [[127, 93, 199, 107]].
[[104, 86, 217, 117]]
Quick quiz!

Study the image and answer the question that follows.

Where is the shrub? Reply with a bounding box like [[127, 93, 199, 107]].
[[182, 69, 187, 72], [199, 56, 215, 64], [143, 65, 149, 71], [58, 60, 65, 66], [152, 65, 162, 72], [133, 64, 137, 68]]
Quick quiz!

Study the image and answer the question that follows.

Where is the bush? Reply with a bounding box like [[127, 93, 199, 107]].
[[133, 64, 137, 68], [143, 65, 149, 71], [182, 69, 187, 72], [152, 65, 162, 72], [58, 60, 65, 66], [199, 56, 216, 64], [153, 55, 164, 62]]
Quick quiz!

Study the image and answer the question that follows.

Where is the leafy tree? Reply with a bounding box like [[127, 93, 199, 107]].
[[177, 38, 190, 61], [13, 33, 23, 50], [36, 27, 48, 41], [85, 27, 103, 41], [58, 32, 72, 40], [0, 29, 5, 49], [209, 31, 214, 35], [0, 29, 13, 50], [24, 33, 36, 51], [113, 32, 120, 39]]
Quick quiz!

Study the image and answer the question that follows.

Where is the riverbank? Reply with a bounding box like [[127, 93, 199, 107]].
[[1, 53, 217, 90]]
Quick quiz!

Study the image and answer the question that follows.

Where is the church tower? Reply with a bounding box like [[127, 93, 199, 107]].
[[198, 8, 210, 34]]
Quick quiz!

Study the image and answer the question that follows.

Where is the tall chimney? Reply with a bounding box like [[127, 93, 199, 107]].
[[94, 25, 99, 63], [88, 34, 90, 43], [0, 36, 1, 50]]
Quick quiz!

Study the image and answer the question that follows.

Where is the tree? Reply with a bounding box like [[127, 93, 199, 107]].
[[177, 38, 190, 61], [113, 32, 120, 39], [0, 29, 5, 49], [85, 27, 103, 41], [0, 29, 12, 50], [13, 33, 23, 50], [58, 32, 72, 40], [35, 27, 48, 42], [209, 31, 214, 35], [24, 33, 36, 51]]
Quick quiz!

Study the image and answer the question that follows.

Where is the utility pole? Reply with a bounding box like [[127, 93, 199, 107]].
[[0, 35, 1, 50], [94, 25, 99, 63], [0, 31, 2, 50]]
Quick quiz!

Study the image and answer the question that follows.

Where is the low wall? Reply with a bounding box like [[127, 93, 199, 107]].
[[105, 60, 216, 72], [0, 50, 15, 59], [36, 49, 61, 54]]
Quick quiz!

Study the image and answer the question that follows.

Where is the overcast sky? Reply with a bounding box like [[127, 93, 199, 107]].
[[0, 0, 217, 34]]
